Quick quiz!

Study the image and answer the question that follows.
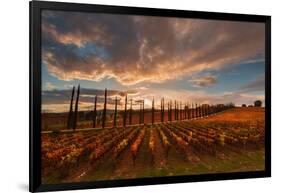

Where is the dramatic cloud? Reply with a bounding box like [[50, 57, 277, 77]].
[[189, 75, 217, 88], [42, 11, 265, 85], [42, 87, 138, 105]]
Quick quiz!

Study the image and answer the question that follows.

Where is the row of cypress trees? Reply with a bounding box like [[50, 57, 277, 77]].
[[67, 85, 80, 130], [67, 86, 231, 130]]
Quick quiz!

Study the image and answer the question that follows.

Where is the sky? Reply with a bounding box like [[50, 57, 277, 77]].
[[41, 10, 265, 113]]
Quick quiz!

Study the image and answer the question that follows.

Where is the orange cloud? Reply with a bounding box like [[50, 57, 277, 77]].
[[42, 11, 265, 85], [189, 75, 217, 88]]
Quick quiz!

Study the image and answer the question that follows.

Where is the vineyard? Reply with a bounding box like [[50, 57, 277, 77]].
[[42, 107, 265, 184]]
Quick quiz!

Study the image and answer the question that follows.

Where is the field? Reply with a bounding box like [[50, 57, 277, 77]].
[[41, 107, 265, 184]]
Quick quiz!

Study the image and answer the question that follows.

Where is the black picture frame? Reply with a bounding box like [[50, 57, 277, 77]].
[[29, 1, 271, 192]]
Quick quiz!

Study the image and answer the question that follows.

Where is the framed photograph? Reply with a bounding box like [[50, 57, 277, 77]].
[[30, 1, 271, 192]]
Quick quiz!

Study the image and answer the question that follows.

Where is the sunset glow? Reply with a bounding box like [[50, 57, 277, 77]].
[[41, 11, 265, 113]]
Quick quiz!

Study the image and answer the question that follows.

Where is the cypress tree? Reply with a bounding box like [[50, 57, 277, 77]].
[[191, 103, 194, 119], [162, 98, 165, 122], [102, 88, 107, 129], [169, 101, 171, 122], [174, 101, 177, 120], [93, 95, 97, 128], [177, 102, 179, 120], [177, 101, 179, 120], [204, 104, 206, 116], [187, 103, 190, 119], [152, 98, 155, 124], [73, 84, 80, 130], [168, 101, 170, 121], [195, 103, 198, 118], [160, 98, 163, 122], [177, 103, 178, 120], [113, 96, 117, 127], [184, 103, 187, 119], [123, 94, 127, 127], [129, 99, 133, 125], [159, 99, 161, 122], [142, 100, 145, 124], [167, 101, 170, 122], [170, 100, 172, 121], [67, 86, 75, 129], [180, 102, 182, 121], [139, 101, 142, 125], [161, 98, 164, 122]]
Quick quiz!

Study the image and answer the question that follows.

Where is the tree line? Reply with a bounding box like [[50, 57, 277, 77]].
[[67, 86, 234, 130]]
